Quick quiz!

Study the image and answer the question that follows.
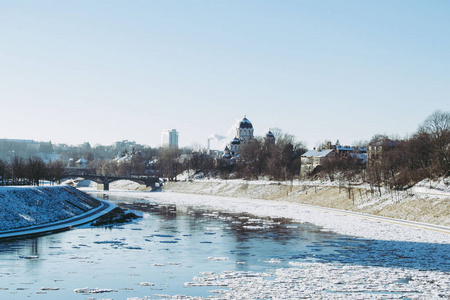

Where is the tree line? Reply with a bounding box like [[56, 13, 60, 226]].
[[228, 130, 307, 181], [161, 129, 308, 182], [1, 110, 448, 189], [0, 156, 66, 186], [318, 110, 450, 195]]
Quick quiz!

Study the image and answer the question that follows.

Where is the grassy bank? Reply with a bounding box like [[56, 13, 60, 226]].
[[163, 180, 450, 227]]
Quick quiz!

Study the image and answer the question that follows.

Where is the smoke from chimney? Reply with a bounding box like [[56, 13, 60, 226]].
[[209, 133, 226, 141], [208, 134, 227, 150]]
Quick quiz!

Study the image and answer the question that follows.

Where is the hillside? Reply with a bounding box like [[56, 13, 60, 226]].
[[162, 178, 450, 227], [0, 186, 101, 231]]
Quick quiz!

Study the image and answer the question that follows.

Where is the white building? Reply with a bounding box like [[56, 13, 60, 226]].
[[300, 149, 334, 175], [219, 116, 276, 162], [225, 117, 254, 157], [161, 129, 179, 148]]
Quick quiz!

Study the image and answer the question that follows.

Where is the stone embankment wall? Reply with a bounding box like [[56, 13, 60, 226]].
[[0, 186, 100, 231], [163, 180, 450, 227]]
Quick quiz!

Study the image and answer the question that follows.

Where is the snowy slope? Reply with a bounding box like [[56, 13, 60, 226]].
[[163, 177, 450, 226], [0, 186, 101, 231]]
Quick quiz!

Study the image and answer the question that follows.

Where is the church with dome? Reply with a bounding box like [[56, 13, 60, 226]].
[[222, 116, 275, 159]]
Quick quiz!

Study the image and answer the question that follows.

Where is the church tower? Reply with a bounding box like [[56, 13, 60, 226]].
[[223, 116, 255, 159], [265, 131, 275, 145], [236, 116, 254, 142]]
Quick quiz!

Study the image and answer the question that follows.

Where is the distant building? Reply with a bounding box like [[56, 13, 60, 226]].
[[300, 149, 334, 175], [265, 131, 275, 145], [0, 139, 40, 152], [219, 116, 275, 160], [223, 116, 254, 157], [161, 129, 179, 148], [300, 139, 368, 175], [0, 139, 41, 160], [236, 117, 254, 142], [367, 139, 397, 167], [115, 140, 136, 149]]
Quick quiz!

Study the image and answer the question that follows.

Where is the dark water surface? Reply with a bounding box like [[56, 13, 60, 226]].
[[0, 194, 448, 299]]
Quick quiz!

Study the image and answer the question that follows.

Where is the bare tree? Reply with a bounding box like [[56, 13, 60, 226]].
[[27, 156, 46, 186], [11, 156, 26, 185], [130, 153, 146, 175], [404, 132, 433, 181], [157, 147, 181, 181], [47, 160, 66, 184], [0, 159, 8, 185], [418, 110, 450, 175], [100, 160, 120, 176], [239, 138, 264, 178]]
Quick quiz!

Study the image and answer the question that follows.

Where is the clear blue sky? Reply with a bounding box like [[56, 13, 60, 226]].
[[1, 1, 449, 149]]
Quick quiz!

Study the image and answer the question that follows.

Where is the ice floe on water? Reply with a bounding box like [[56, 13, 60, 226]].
[[40, 287, 59, 291], [139, 282, 155, 286], [207, 257, 229, 261], [263, 258, 283, 264], [74, 287, 118, 294], [181, 262, 450, 299], [18, 255, 38, 259]]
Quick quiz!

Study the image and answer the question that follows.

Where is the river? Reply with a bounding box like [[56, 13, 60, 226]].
[[0, 192, 449, 299]]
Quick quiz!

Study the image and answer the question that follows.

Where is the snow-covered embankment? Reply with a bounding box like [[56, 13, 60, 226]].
[[163, 178, 450, 227], [0, 186, 101, 231]]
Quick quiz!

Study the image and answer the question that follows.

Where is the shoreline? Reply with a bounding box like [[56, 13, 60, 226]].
[[95, 188, 450, 244], [0, 198, 116, 240], [162, 179, 450, 227], [0, 186, 116, 239]]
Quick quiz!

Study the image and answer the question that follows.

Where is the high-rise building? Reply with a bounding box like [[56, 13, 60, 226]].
[[161, 129, 179, 148]]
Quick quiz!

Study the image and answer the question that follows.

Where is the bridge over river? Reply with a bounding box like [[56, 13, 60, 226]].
[[64, 168, 161, 191]]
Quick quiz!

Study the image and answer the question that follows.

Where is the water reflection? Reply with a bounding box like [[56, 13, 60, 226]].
[[117, 199, 450, 272]]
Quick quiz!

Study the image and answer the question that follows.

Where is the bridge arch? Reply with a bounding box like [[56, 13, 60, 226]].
[[63, 174, 161, 191]]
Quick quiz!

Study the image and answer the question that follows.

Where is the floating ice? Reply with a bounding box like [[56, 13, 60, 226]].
[[19, 255, 38, 259], [242, 225, 265, 230], [207, 257, 229, 261], [199, 271, 215, 275], [182, 262, 450, 298], [205, 227, 221, 231], [74, 287, 118, 293], [40, 287, 59, 291], [264, 258, 283, 264]]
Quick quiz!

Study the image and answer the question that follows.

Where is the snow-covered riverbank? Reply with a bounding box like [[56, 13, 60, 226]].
[[0, 186, 101, 231], [102, 189, 450, 244], [162, 178, 450, 227]]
